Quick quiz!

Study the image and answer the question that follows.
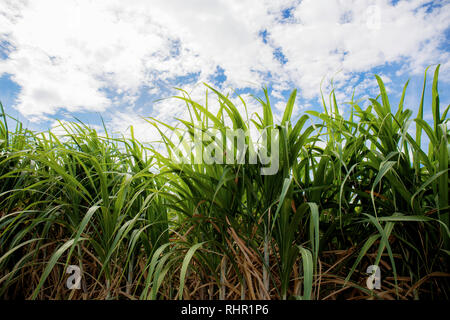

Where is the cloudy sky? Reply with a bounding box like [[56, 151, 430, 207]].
[[0, 0, 449, 141]]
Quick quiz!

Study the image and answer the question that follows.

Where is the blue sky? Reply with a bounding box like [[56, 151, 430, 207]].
[[0, 0, 449, 141]]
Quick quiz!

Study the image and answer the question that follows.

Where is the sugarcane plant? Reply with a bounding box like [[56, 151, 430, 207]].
[[0, 65, 448, 300]]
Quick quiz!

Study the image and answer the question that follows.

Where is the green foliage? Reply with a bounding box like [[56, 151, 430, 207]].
[[0, 66, 448, 300]]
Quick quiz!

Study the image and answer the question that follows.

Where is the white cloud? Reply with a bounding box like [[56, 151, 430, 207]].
[[270, 0, 449, 98], [0, 0, 448, 133], [108, 111, 160, 142]]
